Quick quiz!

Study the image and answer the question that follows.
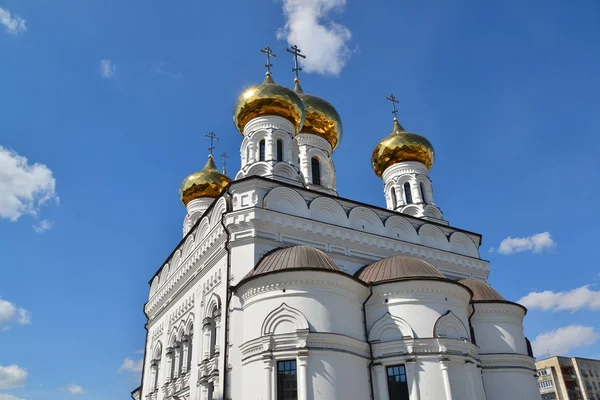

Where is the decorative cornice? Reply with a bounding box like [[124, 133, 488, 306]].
[[237, 275, 365, 304]]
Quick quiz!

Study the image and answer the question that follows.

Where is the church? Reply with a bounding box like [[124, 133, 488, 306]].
[[132, 46, 541, 400]]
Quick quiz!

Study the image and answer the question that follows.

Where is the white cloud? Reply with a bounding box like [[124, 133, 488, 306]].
[[495, 231, 555, 255], [0, 365, 27, 390], [519, 285, 600, 312], [0, 7, 26, 36], [119, 357, 143, 374], [64, 384, 84, 395], [32, 219, 54, 233], [0, 297, 31, 331], [99, 59, 116, 78], [532, 325, 599, 357], [0, 146, 58, 223], [277, 0, 351, 76], [0, 394, 25, 400]]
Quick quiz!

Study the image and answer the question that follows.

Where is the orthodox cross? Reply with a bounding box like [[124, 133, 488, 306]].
[[221, 152, 229, 175], [386, 94, 399, 119], [286, 44, 306, 80], [205, 132, 218, 156], [260, 47, 276, 74]]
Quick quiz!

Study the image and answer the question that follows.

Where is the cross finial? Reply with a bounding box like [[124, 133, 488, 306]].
[[221, 152, 229, 175], [260, 47, 276, 74], [205, 132, 218, 157], [286, 44, 306, 80], [386, 94, 400, 119]]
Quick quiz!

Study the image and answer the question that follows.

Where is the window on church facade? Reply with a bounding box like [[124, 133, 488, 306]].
[[386, 365, 410, 400], [404, 183, 413, 204], [259, 140, 266, 161], [311, 157, 321, 185], [277, 360, 298, 400], [276, 139, 283, 162], [390, 188, 397, 208], [420, 182, 427, 204]]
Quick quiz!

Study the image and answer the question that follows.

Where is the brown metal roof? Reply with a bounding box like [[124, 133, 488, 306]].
[[356, 256, 443, 283], [244, 246, 340, 280], [458, 279, 505, 301]]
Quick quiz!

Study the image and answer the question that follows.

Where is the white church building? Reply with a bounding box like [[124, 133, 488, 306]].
[[132, 48, 541, 400]]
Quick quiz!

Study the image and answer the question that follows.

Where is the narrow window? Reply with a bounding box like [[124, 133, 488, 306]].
[[390, 189, 397, 208], [259, 140, 266, 161], [246, 146, 250, 163], [277, 360, 298, 400], [420, 182, 427, 204], [311, 157, 321, 185], [386, 365, 410, 400], [276, 139, 283, 162], [404, 183, 413, 204]]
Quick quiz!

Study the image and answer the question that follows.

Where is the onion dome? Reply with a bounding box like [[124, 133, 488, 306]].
[[458, 279, 505, 301], [294, 79, 343, 150], [242, 246, 339, 280], [371, 118, 435, 177], [179, 156, 231, 206], [233, 73, 305, 134], [356, 256, 443, 284]]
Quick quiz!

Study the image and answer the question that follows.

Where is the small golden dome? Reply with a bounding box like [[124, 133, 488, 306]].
[[371, 119, 435, 177], [179, 156, 231, 206], [294, 79, 342, 150], [233, 73, 305, 134]]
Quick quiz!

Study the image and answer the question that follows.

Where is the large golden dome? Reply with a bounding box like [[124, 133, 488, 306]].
[[372, 119, 435, 177], [294, 79, 342, 150], [233, 73, 305, 134], [179, 156, 231, 206]]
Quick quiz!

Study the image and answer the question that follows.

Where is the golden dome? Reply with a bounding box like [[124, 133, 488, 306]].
[[371, 119, 435, 177], [294, 79, 342, 150], [233, 73, 305, 134], [179, 156, 231, 206]]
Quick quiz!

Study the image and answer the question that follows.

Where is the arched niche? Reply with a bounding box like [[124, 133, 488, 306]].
[[263, 187, 308, 218], [261, 303, 309, 336], [368, 312, 415, 342], [309, 197, 348, 226]]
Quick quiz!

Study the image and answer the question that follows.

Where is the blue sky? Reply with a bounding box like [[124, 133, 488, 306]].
[[1, 0, 599, 398]]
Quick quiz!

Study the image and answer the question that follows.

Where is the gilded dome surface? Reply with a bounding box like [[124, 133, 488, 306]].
[[371, 119, 435, 177], [233, 73, 305, 134], [294, 80, 342, 150], [179, 156, 231, 206]]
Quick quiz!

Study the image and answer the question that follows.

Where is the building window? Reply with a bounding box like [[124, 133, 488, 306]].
[[539, 380, 553, 389], [259, 140, 266, 161], [277, 139, 283, 162], [277, 360, 297, 400], [311, 157, 321, 185], [404, 183, 413, 204], [420, 182, 427, 204], [390, 188, 397, 208], [386, 365, 410, 400]]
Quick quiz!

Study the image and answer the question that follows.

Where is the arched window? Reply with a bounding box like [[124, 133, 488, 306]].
[[276, 139, 283, 162], [420, 182, 427, 204], [259, 140, 266, 161], [311, 157, 321, 185], [390, 188, 397, 209], [246, 146, 250, 164], [404, 183, 413, 204]]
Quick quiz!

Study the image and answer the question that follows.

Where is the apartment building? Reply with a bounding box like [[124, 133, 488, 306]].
[[536, 356, 600, 400]]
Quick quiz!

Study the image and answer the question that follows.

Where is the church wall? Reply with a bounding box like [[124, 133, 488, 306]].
[[483, 369, 541, 400], [366, 280, 472, 340], [236, 270, 367, 342], [306, 351, 371, 400], [471, 302, 528, 355]]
